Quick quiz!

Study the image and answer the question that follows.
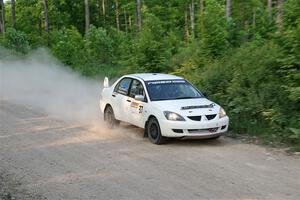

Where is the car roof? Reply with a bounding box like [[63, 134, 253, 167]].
[[127, 73, 184, 81]]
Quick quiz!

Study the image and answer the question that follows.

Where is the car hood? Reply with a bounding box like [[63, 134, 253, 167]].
[[151, 98, 220, 116]]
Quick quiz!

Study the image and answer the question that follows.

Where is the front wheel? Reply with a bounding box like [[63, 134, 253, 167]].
[[147, 117, 166, 145], [104, 106, 119, 129]]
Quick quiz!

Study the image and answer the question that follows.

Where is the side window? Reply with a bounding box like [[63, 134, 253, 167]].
[[129, 80, 146, 101], [115, 78, 132, 95]]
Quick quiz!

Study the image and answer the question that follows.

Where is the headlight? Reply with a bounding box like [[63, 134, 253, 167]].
[[163, 111, 185, 121], [219, 107, 227, 118]]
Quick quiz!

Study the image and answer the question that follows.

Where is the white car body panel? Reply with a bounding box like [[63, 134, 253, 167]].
[[100, 73, 229, 138]]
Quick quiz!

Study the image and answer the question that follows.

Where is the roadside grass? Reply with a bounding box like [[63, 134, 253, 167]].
[[227, 129, 300, 153]]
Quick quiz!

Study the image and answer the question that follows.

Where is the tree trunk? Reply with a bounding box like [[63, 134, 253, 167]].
[[267, 0, 272, 22], [252, 10, 256, 29], [0, 0, 5, 33], [124, 9, 128, 34], [184, 9, 189, 42], [129, 15, 132, 29], [38, 6, 42, 33], [115, 0, 120, 32], [199, 0, 204, 34], [11, 0, 16, 28], [226, 0, 231, 21], [243, 20, 249, 42], [102, 0, 105, 16], [85, 0, 90, 33], [43, 0, 49, 33], [136, 0, 142, 31], [276, 0, 283, 29], [189, 0, 195, 38], [100, 0, 106, 25]]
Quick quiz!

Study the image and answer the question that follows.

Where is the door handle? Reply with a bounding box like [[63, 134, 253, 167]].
[[126, 99, 131, 102], [112, 94, 116, 97]]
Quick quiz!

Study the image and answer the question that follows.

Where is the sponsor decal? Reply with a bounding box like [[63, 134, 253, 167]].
[[131, 101, 140, 108], [139, 105, 143, 114], [147, 80, 186, 85], [131, 102, 143, 114]]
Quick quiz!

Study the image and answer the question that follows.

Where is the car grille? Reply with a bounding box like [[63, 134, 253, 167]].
[[187, 116, 201, 121], [188, 127, 219, 134], [205, 114, 216, 120]]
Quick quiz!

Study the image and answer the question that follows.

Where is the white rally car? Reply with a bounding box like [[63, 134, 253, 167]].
[[100, 73, 229, 144]]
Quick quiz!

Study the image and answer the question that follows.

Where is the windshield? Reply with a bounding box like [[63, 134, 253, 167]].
[[145, 79, 203, 101]]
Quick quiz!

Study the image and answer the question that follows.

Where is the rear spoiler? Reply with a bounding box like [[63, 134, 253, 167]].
[[103, 77, 109, 88]]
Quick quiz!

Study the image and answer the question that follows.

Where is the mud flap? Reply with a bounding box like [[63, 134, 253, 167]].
[[143, 121, 149, 138]]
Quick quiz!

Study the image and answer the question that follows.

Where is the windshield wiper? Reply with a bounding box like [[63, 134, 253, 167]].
[[152, 97, 201, 101], [173, 97, 199, 100]]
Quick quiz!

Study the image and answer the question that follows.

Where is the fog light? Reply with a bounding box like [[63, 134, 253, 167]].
[[172, 129, 183, 133]]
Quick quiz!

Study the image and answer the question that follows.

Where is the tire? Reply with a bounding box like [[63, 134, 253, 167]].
[[147, 117, 166, 145], [104, 106, 119, 129]]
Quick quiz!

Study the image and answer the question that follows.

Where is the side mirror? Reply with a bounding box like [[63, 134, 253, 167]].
[[103, 77, 109, 88], [134, 95, 145, 102]]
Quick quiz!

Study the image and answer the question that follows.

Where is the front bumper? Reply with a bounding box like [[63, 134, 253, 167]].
[[159, 116, 229, 138]]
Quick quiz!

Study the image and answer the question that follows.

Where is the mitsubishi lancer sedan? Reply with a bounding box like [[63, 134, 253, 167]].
[[100, 73, 229, 144]]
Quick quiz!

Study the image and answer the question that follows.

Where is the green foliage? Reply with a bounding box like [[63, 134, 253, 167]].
[[200, 0, 229, 56], [126, 11, 171, 73], [283, 0, 300, 28], [85, 25, 114, 64], [230, 0, 272, 44], [279, 3, 300, 104], [195, 41, 299, 146], [1, 28, 29, 54], [50, 27, 85, 67], [48, 26, 124, 77], [171, 40, 208, 82]]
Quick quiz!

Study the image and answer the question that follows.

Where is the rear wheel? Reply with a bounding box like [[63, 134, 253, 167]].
[[104, 106, 119, 129], [147, 117, 166, 145]]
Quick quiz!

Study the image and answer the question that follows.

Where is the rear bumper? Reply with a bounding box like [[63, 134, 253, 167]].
[[159, 116, 229, 138], [99, 100, 105, 113]]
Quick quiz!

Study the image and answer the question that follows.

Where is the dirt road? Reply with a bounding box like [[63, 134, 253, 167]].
[[0, 100, 300, 200]]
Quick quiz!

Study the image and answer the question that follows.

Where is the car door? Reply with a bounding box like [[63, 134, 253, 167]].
[[111, 78, 132, 122], [127, 79, 147, 127]]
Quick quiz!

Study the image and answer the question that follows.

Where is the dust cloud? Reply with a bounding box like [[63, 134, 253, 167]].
[[0, 48, 104, 126]]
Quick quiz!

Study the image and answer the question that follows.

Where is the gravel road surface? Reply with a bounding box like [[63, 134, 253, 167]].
[[0, 100, 299, 200]]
